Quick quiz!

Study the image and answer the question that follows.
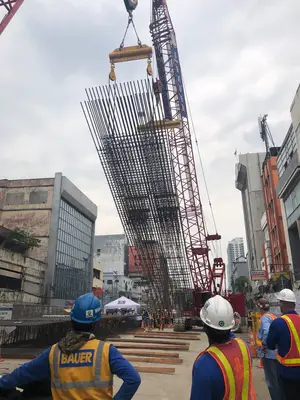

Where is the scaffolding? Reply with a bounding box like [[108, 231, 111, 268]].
[[82, 80, 192, 311]]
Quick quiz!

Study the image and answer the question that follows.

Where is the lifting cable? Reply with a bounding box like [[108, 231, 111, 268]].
[[119, 13, 142, 50], [182, 79, 222, 258]]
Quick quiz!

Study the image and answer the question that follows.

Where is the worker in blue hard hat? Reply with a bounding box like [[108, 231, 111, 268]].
[[0, 293, 141, 400]]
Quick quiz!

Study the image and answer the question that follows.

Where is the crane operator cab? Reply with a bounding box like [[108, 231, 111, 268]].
[[109, 0, 152, 81]]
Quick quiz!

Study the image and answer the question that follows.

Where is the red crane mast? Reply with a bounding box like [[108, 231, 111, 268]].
[[150, 0, 223, 297], [0, 0, 24, 35]]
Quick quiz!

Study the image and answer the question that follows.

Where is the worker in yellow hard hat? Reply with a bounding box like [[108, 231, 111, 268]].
[[0, 293, 141, 399]]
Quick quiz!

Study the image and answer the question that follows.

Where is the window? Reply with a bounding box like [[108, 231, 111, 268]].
[[5, 192, 24, 205], [54, 198, 93, 300], [29, 191, 48, 204]]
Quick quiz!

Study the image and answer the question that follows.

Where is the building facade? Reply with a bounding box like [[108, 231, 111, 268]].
[[231, 257, 249, 289], [92, 254, 103, 298], [235, 153, 266, 282], [0, 173, 97, 305], [277, 84, 300, 284], [94, 234, 126, 275], [226, 237, 245, 289], [261, 147, 290, 284]]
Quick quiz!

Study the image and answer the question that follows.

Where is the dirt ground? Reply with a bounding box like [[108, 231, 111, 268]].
[[113, 331, 270, 399]]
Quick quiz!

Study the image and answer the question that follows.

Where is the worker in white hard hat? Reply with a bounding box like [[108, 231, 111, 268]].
[[0, 293, 141, 399], [190, 295, 256, 400], [267, 288, 300, 399], [256, 298, 281, 400]]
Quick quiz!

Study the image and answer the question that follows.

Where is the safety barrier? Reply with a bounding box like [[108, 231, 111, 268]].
[[249, 311, 261, 358]]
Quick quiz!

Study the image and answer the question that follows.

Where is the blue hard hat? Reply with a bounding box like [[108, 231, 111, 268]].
[[71, 293, 102, 324]]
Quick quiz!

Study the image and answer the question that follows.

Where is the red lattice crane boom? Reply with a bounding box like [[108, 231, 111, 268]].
[[0, 0, 24, 35], [150, 0, 224, 297]]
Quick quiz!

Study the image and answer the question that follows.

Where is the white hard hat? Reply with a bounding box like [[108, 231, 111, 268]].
[[276, 289, 296, 303], [200, 295, 235, 330]]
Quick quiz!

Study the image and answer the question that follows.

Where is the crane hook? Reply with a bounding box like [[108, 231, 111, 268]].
[[123, 0, 138, 15]]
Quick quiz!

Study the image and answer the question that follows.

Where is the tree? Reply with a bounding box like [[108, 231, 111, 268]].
[[234, 276, 252, 293]]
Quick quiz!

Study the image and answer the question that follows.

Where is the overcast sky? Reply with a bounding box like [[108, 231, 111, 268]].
[[1, 0, 300, 263]]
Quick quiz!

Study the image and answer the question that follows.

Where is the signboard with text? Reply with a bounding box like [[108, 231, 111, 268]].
[[250, 270, 266, 281], [0, 303, 13, 320]]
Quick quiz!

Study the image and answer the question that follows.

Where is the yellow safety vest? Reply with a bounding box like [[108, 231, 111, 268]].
[[49, 339, 113, 400], [276, 314, 300, 366]]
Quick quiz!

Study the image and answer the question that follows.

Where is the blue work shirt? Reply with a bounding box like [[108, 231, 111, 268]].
[[257, 313, 277, 359], [267, 310, 300, 381], [190, 334, 250, 400], [0, 344, 141, 400]]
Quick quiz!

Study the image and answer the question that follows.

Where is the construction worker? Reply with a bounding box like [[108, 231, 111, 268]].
[[191, 295, 256, 399], [267, 288, 300, 399], [256, 298, 281, 400], [0, 293, 141, 399]]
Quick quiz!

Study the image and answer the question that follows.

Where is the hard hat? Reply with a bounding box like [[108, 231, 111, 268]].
[[257, 298, 270, 310], [71, 293, 101, 324], [276, 289, 296, 303], [200, 295, 235, 330]]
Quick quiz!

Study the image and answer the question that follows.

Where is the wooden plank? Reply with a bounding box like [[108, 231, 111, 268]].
[[114, 343, 189, 351], [125, 356, 183, 364], [120, 350, 180, 358], [134, 334, 200, 341], [139, 331, 201, 336], [109, 338, 190, 346], [133, 366, 175, 374]]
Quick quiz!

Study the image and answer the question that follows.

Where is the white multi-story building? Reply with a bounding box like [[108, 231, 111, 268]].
[[227, 237, 245, 289]]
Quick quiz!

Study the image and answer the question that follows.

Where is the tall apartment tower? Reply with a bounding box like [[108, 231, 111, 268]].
[[227, 237, 245, 289], [235, 153, 266, 278]]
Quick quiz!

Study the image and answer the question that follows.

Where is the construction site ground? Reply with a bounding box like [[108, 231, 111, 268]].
[[0, 329, 269, 399]]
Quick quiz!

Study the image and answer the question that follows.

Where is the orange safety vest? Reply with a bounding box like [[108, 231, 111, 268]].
[[49, 339, 113, 400], [194, 338, 256, 400], [256, 313, 276, 347], [277, 314, 300, 367]]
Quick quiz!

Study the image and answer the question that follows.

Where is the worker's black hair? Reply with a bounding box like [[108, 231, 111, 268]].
[[71, 320, 96, 333], [204, 324, 231, 345]]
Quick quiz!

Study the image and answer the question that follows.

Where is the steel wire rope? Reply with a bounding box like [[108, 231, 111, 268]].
[[182, 79, 222, 259]]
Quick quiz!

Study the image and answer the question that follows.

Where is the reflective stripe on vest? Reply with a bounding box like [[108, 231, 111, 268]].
[[49, 339, 113, 399], [277, 314, 300, 366], [256, 313, 276, 347], [206, 338, 255, 400]]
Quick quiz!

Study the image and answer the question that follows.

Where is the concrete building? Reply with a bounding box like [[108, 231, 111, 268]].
[[231, 256, 249, 291], [0, 173, 97, 305], [261, 143, 290, 287], [102, 271, 142, 304], [94, 234, 127, 275], [261, 211, 272, 280], [277, 84, 300, 284], [226, 237, 245, 289], [92, 254, 103, 298], [235, 153, 266, 284], [0, 225, 46, 303]]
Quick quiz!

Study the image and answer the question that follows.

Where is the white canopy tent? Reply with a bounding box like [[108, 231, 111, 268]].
[[104, 296, 140, 312]]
